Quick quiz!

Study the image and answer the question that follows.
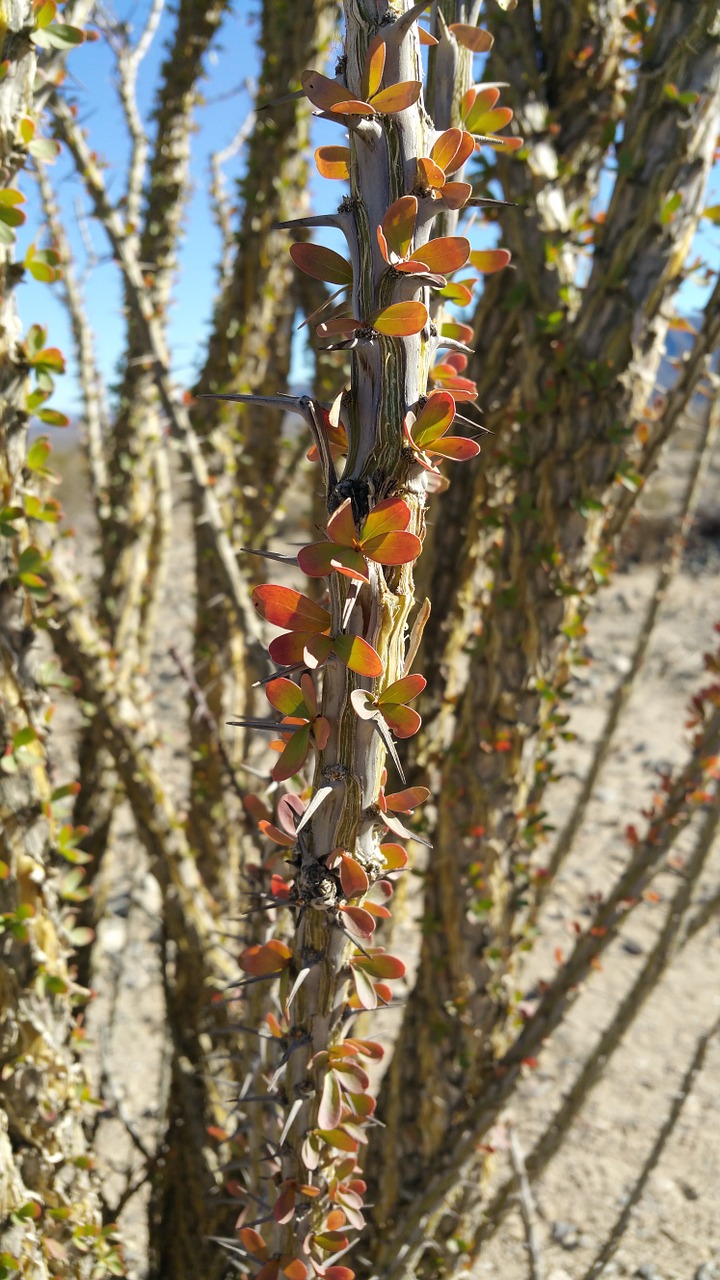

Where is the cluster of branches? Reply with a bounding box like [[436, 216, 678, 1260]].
[[0, 1, 719, 1279]]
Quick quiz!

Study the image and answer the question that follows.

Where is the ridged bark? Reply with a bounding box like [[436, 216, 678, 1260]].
[[370, 0, 720, 1237], [0, 6, 106, 1275]]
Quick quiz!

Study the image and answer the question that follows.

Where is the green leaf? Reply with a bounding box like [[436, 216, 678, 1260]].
[[36, 408, 69, 426], [26, 438, 52, 472], [0, 189, 25, 208], [702, 204, 720, 225], [31, 22, 85, 49], [0, 204, 26, 228], [34, 0, 58, 27], [28, 137, 62, 162]]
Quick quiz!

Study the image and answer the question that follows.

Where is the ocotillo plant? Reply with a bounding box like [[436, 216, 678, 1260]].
[[215, 2, 519, 1275]]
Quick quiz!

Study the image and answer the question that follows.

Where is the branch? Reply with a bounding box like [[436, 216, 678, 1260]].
[[34, 159, 110, 512], [209, 99, 256, 294], [50, 93, 266, 667], [508, 1125, 543, 1280]]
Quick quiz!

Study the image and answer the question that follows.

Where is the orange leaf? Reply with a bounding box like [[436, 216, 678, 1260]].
[[470, 248, 512, 274], [382, 195, 418, 259], [252, 584, 329, 633], [239, 939, 292, 976], [442, 181, 472, 209], [315, 145, 351, 179], [370, 81, 421, 113], [338, 905, 376, 940], [301, 70, 356, 113], [239, 1227, 269, 1260], [362, 35, 386, 100], [431, 128, 463, 172], [370, 300, 428, 336], [417, 156, 445, 189], [338, 852, 370, 898], [414, 236, 470, 274]]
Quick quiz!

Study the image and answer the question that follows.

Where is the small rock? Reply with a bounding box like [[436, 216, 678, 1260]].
[[552, 1221, 579, 1250], [695, 1264, 719, 1280], [622, 938, 644, 956], [635, 1266, 664, 1280]]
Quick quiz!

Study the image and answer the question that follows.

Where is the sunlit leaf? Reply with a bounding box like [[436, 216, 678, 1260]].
[[483, 134, 524, 151], [315, 145, 351, 179], [338, 852, 370, 898], [253, 584, 330, 633], [362, 530, 422, 565], [349, 689, 377, 722], [418, 26, 438, 46], [266, 677, 307, 718], [470, 247, 512, 274], [324, 1268, 356, 1280], [380, 842, 409, 870], [442, 181, 472, 209], [416, 156, 445, 189], [442, 320, 474, 344], [362, 497, 411, 542], [239, 939, 292, 976], [463, 85, 500, 131], [290, 242, 353, 287], [413, 236, 470, 274], [381, 673, 426, 706], [282, 1258, 308, 1280], [327, 497, 357, 544], [431, 128, 463, 172], [431, 436, 481, 461], [469, 107, 514, 136], [370, 81, 422, 113], [316, 314, 363, 338], [383, 704, 421, 737], [362, 35, 386, 100], [299, 541, 367, 581], [318, 1070, 344, 1130], [351, 964, 378, 1009], [445, 130, 475, 174], [258, 820, 295, 848], [315, 1127, 359, 1153], [272, 725, 311, 782], [439, 279, 475, 306], [382, 195, 418, 259], [304, 633, 335, 668], [332, 635, 384, 677], [450, 23, 494, 52]]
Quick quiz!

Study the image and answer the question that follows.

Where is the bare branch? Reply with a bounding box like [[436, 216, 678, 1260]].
[[210, 95, 256, 294], [508, 1125, 543, 1280], [50, 92, 266, 666]]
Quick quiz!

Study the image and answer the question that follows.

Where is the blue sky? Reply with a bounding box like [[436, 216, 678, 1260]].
[[15, 1, 719, 416]]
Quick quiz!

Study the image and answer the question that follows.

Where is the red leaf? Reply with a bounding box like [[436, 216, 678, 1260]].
[[332, 635, 383, 676], [318, 1070, 344, 1130], [273, 1181, 297, 1225], [470, 248, 512, 274], [298, 542, 367, 582], [239, 939, 292, 976], [315, 145, 350, 179], [327, 497, 357, 545], [381, 195, 418, 260], [362, 35, 386, 100], [351, 950, 406, 979], [370, 81, 421, 113], [431, 436, 481, 462], [413, 236, 470, 274], [442, 320, 474, 344], [256, 1265, 280, 1280], [324, 1269, 356, 1280], [338, 852, 370, 898], [304, 633, 335, 668], [252, 585, 330, 634], [338, 905, 376, 940], [290, 242, 353, 287], [317, 315, 364, 338], [380, 673, 426, 706], [385, 786, 430, 812], [450, 23, 494, 52], [383, 704, 422, 738], [313, 716, 331, 750]]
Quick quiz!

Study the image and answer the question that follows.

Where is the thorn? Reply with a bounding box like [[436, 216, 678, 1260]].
[[296, 784, 333, 833], [373, 717, 406, 784], [455, 412, 491, 434], [465, 196, 516, 208], [274, 214, 341, 230], [385, 0, 433, 41], [197, 391, 308, 414], [239, 546, 298, 564], [279, 1096, 304, 1145], [252, 661, 308, 687], [257, 88, 305, 110], [435, 336, 475, 356], [226, 717, 305, 734]]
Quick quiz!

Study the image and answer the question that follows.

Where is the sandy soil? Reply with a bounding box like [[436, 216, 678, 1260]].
[[47, 425, 720, 1280]]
